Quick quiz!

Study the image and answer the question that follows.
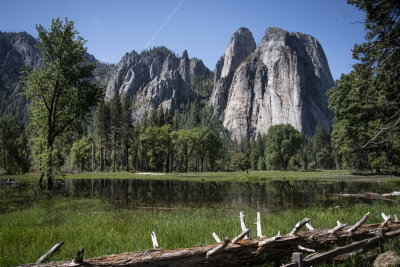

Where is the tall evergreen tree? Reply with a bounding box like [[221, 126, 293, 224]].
[[94, 99, 110, 172], [121, 94, 133, 172], [110, 90, 122, 172], [328, 0, 400, 172], [189, 101, 201, 128]]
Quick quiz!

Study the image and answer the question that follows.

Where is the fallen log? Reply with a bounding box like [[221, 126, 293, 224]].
[[332, 191, 400, 202], [20, 220, 400, 267]]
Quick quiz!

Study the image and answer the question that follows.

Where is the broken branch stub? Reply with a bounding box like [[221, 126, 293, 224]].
[[212, 232, 221, 243], [290, 218, 310, 235], [381, 214, 392, 227], [151, 231, 160, 249], [232, 229, 251, 244], [36, 241, 64, 264], [206, 238, 230, 258], [74, 248, 84, 263], [256, 212, 262, 238], [239, 211, 249, 239], [347, 212, 371, 233], [306, 222, 314, 231], [328, 221, 348, 234]]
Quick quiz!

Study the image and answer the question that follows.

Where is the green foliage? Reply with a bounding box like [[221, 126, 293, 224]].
[[70, 136, 93, 172], [0, 114, 29, 174], [230, 152, 250, 172], [307, 125, 335, 169], [139, 125, 173, 171], [257, 157, 266, 171], [328, 0, 400, 172], [93, 99, 110, 172], [265, 124, 302, 171], [22, 18, 102, 185], [189, 101, 201, 128]]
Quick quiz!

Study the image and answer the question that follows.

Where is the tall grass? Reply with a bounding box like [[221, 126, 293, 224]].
[[1, 197, 399, 266], [4, 170, 399, 183]]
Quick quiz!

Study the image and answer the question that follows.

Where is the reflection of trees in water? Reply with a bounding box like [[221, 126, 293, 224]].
[[6, 178, 398, 213]]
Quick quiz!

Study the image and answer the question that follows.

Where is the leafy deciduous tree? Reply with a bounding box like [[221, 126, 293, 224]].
[[264, 124, 302, 171], [23, 18, 102, 187]]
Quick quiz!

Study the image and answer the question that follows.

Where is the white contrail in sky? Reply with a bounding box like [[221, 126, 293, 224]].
[[144, 0, 185, 49]]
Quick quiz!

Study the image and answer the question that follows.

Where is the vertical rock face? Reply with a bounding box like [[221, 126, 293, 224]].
[[210, 27, 256, 120], [219, 27, 256, 80], [105, 47, 211, 123], [0, 32, 40, 122], [210, 27, 334, 141]]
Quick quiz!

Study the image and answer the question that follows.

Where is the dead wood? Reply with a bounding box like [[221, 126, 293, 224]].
[[332, 192, 400, 202], [19, 221, 400, 267]]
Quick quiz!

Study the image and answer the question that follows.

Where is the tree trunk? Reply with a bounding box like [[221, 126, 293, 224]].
[[125, 141, 129, 172], [113, 135, 116, 172], [20, 221, 400, 267], [92, 142, 95, 172], [45, 145, 54, 189], [103, 144, 107, 171]]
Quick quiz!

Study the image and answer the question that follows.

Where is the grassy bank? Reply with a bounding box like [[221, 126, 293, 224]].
[[3, 170, 398, 183], [1, 197, 399, 266]]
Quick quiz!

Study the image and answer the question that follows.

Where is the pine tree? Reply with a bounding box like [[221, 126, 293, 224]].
[[121, 94, 133, 172], [189, 101, 201, 128], [110, 90, 122, 172]]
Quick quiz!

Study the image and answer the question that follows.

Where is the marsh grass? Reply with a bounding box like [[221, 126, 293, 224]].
[[4, 170, 398, 183], [1, 197, 399, 266]]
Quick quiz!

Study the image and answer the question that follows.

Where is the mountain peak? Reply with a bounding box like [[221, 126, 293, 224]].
[[211, 27, 334, 140], [219, 27, 256, 80]]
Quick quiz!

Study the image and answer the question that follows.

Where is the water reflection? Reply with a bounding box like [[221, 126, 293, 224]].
[[52, 179, 400, 211], [2, 178, 399, 213]]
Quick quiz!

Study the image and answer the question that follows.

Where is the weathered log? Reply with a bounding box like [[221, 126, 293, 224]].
[[382, 191, 400, 197], [36, 241, 64, 263], [283, 235, 382, 267], [20, 221, 400, 267], [332, 192, 400, 202], [257, 234, 282, 248]]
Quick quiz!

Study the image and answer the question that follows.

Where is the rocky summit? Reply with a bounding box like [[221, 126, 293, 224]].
[[210, 27, 334, 141], [105, 47, 210, 123]]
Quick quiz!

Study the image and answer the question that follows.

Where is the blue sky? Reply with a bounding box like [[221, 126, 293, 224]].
[[0, 0, 366, 80]]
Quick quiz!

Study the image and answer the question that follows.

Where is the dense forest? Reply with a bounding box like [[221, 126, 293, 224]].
[[0, 0, 398, 182]]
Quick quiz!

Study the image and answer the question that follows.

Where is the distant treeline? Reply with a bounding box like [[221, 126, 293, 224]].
[[0, 93, 337, 174]]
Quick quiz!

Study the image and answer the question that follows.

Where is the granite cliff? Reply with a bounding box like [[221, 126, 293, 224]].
[[105, 47, 210, 123], [0, 31, 40, 122], [210, 27, 334, 140]]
